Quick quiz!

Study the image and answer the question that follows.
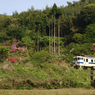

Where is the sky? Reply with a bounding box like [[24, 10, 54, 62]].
[[0, 0, 79, 16]]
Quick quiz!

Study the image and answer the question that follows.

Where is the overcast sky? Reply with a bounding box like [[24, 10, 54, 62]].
[[0, 0, 79, 15]]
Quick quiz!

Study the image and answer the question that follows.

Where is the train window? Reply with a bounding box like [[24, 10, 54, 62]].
[[91, 60, 93, 63], [86, 59, 88, 62], [78, 58, 80, 60], [84, 59, 85, 62], [77, 58, 83, 60]]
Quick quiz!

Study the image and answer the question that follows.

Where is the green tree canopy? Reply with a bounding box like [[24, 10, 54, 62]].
[[48, 3, 62, 19], [83, 23, 95, 43], [78, 4, 95, 28], [72, 33, 83, 43], [22, 36, 34, 48], [0, 31, 9, 43]]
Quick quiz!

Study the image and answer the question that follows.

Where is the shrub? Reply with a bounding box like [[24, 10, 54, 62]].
[[0, 47, 10, 62], [11, 45, 16, 52], [31, 50, 51, 64], [28, 48, 33, 57], [63, 43, 76, 55], [15, 84, 24, 90], [45, 85, 53, 89], [67, 54, 74, 66], [63, 43, 94, 56], [72, 43, 94, 55], [31, 69, 49, 80], [26, 85, 33, 90], [3, 84, 12, 89], [8, 57, 20, 63], [4, 41, 11, 46]]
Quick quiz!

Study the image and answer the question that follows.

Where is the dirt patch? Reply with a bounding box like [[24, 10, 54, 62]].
[[3, 63, 15, 71], [52, 59, 70, 70]]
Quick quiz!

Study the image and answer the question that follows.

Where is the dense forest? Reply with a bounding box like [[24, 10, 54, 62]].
[[0, 0, 95, 55], [1, 0, 95, 89]]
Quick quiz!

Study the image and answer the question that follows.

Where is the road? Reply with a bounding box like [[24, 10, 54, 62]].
[[0, 88, 95, 95]]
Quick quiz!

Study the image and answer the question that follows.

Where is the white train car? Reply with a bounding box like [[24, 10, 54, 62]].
[[73, 55, 95, 70]]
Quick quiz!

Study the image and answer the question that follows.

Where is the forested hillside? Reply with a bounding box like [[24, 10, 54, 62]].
[[0, 0, 95, 89], [0, 0, 95, 53], [0, 0, 95, 49]]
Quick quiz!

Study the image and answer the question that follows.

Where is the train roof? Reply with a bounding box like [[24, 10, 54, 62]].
[[84, 56, 95, 59], [74, 55, 95, 59]]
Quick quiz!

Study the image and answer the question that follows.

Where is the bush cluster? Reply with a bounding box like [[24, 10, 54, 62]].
[[63, 43, 94, 56], [0, 61, 92, 89], [7, 57, 20, 63], [0, 46, 11, 62], [71, 43, 94, 55], [31, 50, 51, 64]]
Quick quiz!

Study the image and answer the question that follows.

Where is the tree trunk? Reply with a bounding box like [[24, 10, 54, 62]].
[[52, 17, 53, 55], [58, 17, 60, 56], [49, 24, 50, 53], [54, 16, 55, 55], [37, 30, 39, 52]]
